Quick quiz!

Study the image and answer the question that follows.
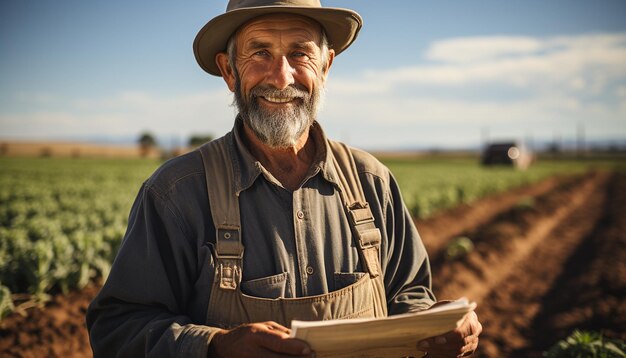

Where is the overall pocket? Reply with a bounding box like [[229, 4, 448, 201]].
[[240, 272, 291, 299], [333, 272, 367, 291]]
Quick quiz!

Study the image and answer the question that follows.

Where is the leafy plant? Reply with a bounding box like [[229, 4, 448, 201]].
[[0, 285, 14, 319], [445, 236, 474, 260], [514, 196, 536, 211], [544, 330, 626, 358]]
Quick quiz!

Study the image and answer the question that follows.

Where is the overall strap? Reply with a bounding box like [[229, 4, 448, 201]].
[[328, 141, 382, 277], [199, 133, 244, 290]]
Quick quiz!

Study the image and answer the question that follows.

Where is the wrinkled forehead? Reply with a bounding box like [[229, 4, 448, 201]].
[[233, 13, 324, 47]]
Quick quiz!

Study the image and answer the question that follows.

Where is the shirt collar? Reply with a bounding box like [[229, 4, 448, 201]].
[[229, 117, 341, 194]]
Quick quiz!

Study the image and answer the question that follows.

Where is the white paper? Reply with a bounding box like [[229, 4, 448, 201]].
[[290, 298, 476, 358]]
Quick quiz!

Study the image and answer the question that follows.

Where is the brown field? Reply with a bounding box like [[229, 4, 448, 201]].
[[0, 170, 624, 357], [0, 141, 160, 159]]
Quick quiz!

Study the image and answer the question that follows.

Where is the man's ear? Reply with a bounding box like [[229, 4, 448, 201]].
[[215, 52, 236, 92], [322, 49, 335, 82]]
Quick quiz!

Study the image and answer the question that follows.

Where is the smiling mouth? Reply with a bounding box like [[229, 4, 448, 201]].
[[262, 96, 296, 104]]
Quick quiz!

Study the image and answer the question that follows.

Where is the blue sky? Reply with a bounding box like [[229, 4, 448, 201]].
[[1, 1, 625, 150]]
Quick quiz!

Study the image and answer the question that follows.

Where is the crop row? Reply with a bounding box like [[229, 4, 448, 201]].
[[0, 158, 158, 317]]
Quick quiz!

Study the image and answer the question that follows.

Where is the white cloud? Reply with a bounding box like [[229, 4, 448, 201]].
[[321, 94, 625, 149], [426, 36, 543, 63], [338, 33, 626, 92], [0, 90, 237, 141], [320, 32, 626, 148]]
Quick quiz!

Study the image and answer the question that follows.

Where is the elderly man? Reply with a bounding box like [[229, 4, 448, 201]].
[[87, 1, 481, 357]]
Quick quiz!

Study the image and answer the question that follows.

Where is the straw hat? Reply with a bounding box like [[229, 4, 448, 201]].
[[193, 0, 363, 76]]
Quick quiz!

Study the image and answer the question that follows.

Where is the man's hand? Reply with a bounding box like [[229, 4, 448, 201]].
[[207, 321, 313, 358], [417, 311, 482, 357]]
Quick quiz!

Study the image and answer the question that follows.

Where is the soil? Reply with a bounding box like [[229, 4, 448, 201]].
[[0, 286, 99, 358], [1, 170, 624, 357], [427, 170, 626, 357]]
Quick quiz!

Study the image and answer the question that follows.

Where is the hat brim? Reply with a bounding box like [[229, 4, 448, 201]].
[[193, 6, 362, 76]]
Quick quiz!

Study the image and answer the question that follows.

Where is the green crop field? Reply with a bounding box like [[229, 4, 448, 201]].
[[0, 155, 618, 317], [0, 157, 159, 316]]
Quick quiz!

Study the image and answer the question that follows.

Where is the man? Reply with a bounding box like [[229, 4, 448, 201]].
[[87, 1, 482, 357]]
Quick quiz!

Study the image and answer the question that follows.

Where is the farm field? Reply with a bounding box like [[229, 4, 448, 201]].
[[0, 155, 624, 357]]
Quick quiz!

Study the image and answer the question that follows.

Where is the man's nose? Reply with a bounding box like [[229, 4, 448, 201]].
[[266, 56, 295, 90]]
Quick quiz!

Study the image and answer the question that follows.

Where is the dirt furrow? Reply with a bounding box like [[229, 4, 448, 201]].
[[475, 172, 611, 357], [432, 171, 608, 302], [509, 172, 626, 356], [417, 175, 572, 257]]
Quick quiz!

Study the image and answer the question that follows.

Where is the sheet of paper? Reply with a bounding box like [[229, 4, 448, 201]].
[[290, 298, 476, 358]]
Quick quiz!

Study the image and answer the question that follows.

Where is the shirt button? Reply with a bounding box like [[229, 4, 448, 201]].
[[305, 266, 314, 275], [296, 210, 305, 220]]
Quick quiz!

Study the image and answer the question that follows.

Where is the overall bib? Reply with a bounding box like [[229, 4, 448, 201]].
[[199, 133, 388, 329]]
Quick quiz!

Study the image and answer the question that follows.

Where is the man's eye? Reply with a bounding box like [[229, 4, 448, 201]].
[[292, 52, 309, 59], [253, 50, 269, 57]]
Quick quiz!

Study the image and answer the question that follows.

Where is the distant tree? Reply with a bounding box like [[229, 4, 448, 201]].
[[547, 142, 561, 154], [138, 132, 157, 157], [188, 134, 214, 148]]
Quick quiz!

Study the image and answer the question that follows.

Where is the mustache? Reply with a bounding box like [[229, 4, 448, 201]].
[[249, 84, 310, 101]]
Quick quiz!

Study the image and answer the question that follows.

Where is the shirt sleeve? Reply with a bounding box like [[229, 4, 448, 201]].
[[362, 169, 437, 315], [86, 182, 220, 357]]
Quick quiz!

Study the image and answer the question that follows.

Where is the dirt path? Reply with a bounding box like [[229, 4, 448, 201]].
[[432, 171, 607, 301], [510, 172, 626, 356], [427, 171, 625, 357], [416, 175, 570, 257]]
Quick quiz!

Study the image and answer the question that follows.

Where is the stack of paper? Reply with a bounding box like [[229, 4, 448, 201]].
[[290, 298, 476, 358]]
